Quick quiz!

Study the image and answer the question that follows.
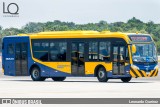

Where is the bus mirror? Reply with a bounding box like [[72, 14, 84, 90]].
[[132, 45, 136, 53]]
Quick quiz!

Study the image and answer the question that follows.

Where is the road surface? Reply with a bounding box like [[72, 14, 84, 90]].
[[0, 69, 160, 98]]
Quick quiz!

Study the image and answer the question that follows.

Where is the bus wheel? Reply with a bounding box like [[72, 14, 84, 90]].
[[121, 77, 132, 82], [52, 77, 66, 81], [97, 67, 108, 82], [31, 67, 46, 81]]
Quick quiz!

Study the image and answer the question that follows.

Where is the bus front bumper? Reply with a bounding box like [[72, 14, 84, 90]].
[[130, 67, 159, 77]]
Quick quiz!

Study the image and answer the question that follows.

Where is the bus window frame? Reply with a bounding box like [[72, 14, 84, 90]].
[[31, 38, 128, 63], [32, 39, 68, 62], [7, 43, 15, 55]]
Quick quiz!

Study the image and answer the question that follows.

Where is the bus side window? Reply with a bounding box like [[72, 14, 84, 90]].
[[7, 44, 14, 55], [99, 41, 110, 61], [89, 42, 98, 61], [33, 41, 49, 61], [50, 42, 67, 61]]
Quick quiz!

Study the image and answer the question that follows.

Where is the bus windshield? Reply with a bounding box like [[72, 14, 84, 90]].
[[132, 43, 157, 63]]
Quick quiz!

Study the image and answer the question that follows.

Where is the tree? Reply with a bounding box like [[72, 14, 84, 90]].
[[0, 26, 2, 31], [1, 18, 160, 53]]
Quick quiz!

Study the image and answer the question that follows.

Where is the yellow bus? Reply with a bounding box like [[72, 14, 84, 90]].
[[2, 31, 158, 82]]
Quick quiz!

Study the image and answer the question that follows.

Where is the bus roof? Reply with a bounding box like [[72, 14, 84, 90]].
[[5, 31, 152, 43], [17, 31, 130, 39]]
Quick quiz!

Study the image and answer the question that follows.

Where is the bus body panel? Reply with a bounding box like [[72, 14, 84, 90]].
[[2, 36, 31, 76], [2, 31, 158, 80], [31, 61, 131, 78], [3, 37, 15, 76]]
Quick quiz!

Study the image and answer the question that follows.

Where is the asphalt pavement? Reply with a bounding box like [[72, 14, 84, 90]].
[[0, 64, 159, 98]]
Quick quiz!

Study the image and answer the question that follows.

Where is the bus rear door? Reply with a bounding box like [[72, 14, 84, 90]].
[[15, 43, 28, 76]]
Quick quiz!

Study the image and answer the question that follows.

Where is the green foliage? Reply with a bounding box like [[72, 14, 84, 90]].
[[0, 26, 2, 31], [1, 17, 160, 53]]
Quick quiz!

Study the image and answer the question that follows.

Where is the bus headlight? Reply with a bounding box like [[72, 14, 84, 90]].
[[154, 65, 159, 70], [132, 65, 140, 70]]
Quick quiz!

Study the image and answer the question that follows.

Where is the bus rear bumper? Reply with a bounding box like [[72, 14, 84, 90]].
[[130, 67, 159, 78]]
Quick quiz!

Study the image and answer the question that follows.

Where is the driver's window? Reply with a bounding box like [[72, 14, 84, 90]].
[[120, 46, 125, 61], [113, 46, 118, 61]]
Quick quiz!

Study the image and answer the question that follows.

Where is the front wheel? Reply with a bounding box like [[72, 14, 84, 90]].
[[97, 67, 108, 82], [31, 67, 46, 81], [52, 77, 66, 81], [121, 77, 132, 82]]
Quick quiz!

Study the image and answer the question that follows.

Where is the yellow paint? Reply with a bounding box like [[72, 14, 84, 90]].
[[132, 45, 136, 53], [155, 69, 159, 76], [125, 63, 129, 66], [85, 62, 112, 74], [148, 70, 154, 77], [32, 57, 113, 75], [133, 68, 142, 77], [130, 71, 136, 77], [128, 46, 133, 64], [18, 31, 131, 45], [152, 69, 158, 77], [141, 70, 147, 77], [32, 58, 71, 73], [130, 67, 159, 78]]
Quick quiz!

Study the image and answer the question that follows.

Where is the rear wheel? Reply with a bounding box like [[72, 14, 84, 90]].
[[52, 77, 66, 81], [97, 67, 108, 82], [31, 67, 46, 81], [121, 77, 132, 82]]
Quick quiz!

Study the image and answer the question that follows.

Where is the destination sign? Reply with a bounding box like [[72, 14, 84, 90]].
[[128, 35, 152, 42]]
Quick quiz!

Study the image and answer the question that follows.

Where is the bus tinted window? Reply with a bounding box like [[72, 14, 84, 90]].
[[7, 44, 14, 54], [32, 40, 67, 61], [113, 46, 118, 61], [89, 42, 98, 60], [33, 41, 49, 61], [99, 42, 110, 61], [120, 46, 125, 61], [50, 42, 67, 61]]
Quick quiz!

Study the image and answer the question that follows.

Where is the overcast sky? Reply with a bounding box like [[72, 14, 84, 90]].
[[0, 0, 160, 28]]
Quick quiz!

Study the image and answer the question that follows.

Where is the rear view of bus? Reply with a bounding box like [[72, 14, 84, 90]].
[[129, 34, 158, 78]]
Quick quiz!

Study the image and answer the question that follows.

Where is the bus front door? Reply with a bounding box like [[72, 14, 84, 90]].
[[71, 42, 85, 76], [112, 45, 125, 75], [15, 43, 28, 76]]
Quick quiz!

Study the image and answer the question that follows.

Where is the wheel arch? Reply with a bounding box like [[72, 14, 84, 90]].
[[29, 64, 40, 75], [94, 64, 106, 77]]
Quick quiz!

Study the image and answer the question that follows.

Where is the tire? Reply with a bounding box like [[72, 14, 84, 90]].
[[52, 77, 66, 81], [121, 77, 132, 82], [31, 67, 46, 81], [97, 67, 108, 82]]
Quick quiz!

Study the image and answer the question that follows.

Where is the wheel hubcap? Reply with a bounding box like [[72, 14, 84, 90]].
[[98, 70, 105, 78], [33, 70, 39, 79]]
